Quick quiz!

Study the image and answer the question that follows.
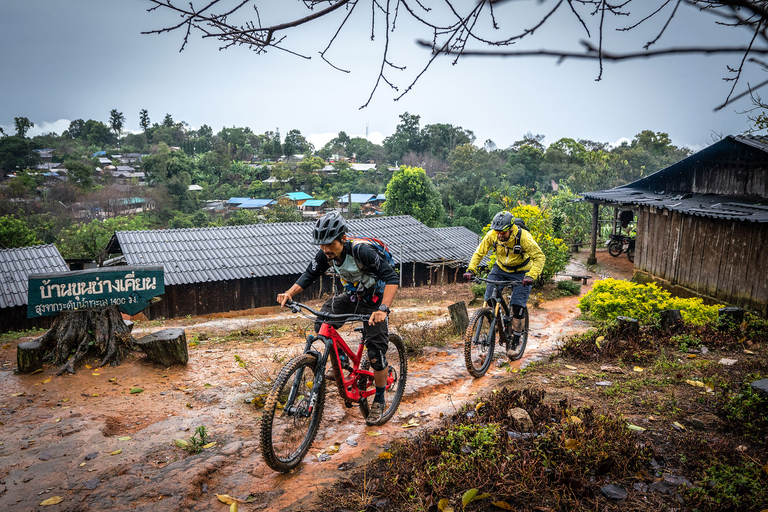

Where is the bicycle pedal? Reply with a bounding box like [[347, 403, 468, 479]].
[[344, 400, 354, 408]]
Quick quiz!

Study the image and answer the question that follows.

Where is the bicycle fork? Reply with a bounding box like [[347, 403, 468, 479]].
[[283, 334, 329, 418]]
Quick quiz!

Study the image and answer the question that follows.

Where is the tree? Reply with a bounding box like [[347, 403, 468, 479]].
[[144, 1, 768, 109], [67, 119, 86, 140], [66, 160, 96, 190], [384, 165, 445, 227], [282, 129, 312, 157], [383, 112, 423, 164], [57, 216, 150, 260], [109, 109, 126, 139], [14, 117, 34, 138], [140, 109, 150, 132], [0, 136, 41, 171], [163, 113, 175, 128], [0, 215, 41, 249]]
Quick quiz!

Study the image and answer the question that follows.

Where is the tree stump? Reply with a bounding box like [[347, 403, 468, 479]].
[[616, 316, 640, 336], [17, 340, 45, 374], [718, 307, 745, 325], [136, 328, 189, 367], [448, 301, 469, 334], [660, 309, 684, 330], [28, 305, 136, 375]]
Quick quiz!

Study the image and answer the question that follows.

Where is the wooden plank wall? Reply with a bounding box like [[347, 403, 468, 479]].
[[637, 208, 768, 315]]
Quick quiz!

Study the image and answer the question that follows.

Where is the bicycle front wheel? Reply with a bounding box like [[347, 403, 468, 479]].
[[359, 333, 408, 425], [505, 308, 529, 361], [259, 353, 325, 472], [464, 307, 496, 378]]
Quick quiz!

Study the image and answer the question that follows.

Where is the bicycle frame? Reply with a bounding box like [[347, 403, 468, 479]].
[[486, 284, 511, 345], [282, 302, 394, 417]]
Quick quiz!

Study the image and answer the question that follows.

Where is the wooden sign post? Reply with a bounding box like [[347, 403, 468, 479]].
[[20, 266, 165, 375]]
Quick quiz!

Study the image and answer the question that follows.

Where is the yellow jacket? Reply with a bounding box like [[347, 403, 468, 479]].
[[468, 225, 546, 280]]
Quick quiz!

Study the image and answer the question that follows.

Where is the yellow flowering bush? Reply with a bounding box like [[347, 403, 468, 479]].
[[579, 278, 721, 325]]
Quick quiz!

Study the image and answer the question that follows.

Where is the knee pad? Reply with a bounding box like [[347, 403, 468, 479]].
[[367, 346, 388, 371], [512, 304, 526, 319]]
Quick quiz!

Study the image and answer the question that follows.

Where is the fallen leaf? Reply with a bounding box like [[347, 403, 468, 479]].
[[174, 439, 189, 448], [595, 336, 605, 343], [92, 393, 98, 397], [85, 365, 92, 369], [686, 380, 705, 388], [564, 438, 579, 450], [130, 387, 143, 394], [202, 442, 216, 449], [54, 418, 61, 423], [40, 496, 63, 506], [565, 365, 577, 370], [217, 494, 235, 505], [110, 449, 122, 455], [633, 366, 643, 372], [462, 489, 478, 508], [31, 368, 43, 374], [627, 424, 646, 432], [437, 498, 453, 512], [672, 421, 686, 430], [109, 378, 117, 382], [367, 431, 383, 437], [492, 502, 515, 511], [744, 349, 756, 354], [11, 392, 25, 397], [379, 451, 393, 460], [118, 436, 132, 441], [569, 416, 582, 425], [402, 418, 420, 428], [475, 402, 485, 412], [230, 502, 238, 512], [42, 377, 52, 384], [92, 373, 101, 376], [79, 463, 86, 467]]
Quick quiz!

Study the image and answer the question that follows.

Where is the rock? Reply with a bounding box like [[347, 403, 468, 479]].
[[38, 453, 51, 461], [507, 407, 533, 431], [600, 484, 628, 501], [595, 381, 613, 387], [750, 378, 768, 398], [650, 474, 692, 494], [220, 441, 243, 456], [83, 478, 100, 490], [84, 452, 99, 460], [600, 365, 625, 374], [719, 358, 738, 366], [689, 417, 706, 429]]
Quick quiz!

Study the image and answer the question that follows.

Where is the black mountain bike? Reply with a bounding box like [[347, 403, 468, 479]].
[[463, 277, 529, 378]]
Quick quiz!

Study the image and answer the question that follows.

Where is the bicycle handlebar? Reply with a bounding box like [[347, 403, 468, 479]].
[[472, 276, 525, 287], [284, 300, 375, 323]]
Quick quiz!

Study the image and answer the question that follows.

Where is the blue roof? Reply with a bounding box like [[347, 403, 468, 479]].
[[338, 193, 377, 204], [375, 194, 386, 201], [226, 197, 251, 205], [302, 199, 326, 207], [92, 151, 107, 157], [282, 192, 314, 201], [239, 198, 276, 209]]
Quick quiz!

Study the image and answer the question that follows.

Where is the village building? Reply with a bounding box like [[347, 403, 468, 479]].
[[582, 134, 768, 316]]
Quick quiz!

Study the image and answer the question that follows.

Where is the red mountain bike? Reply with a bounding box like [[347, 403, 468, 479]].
[[259, 300, 408, 472]]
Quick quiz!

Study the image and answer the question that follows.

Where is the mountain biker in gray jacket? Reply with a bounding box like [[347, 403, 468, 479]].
[[277, 211, 399, 426]]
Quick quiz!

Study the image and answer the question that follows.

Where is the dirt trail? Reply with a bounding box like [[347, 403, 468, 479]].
[[0, 250, 633, 512]]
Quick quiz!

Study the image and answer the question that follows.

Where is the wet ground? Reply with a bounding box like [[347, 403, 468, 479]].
[[0, 249, 634, 512]]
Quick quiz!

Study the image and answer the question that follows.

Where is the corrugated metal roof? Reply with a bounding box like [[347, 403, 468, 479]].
[[302, 199, 326, 207], [581, 135, 768, 223], [0, 244, 69, 309], [338, 194, 376, 204], [113, 216, 479, 286], [581, 188, 768, 223], [282, 192, 313, 201]]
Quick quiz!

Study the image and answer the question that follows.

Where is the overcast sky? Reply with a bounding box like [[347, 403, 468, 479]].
[[1, 1, 764, 152]]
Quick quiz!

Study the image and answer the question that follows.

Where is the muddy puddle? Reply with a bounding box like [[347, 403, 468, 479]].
[[0, 251, 633, 512]]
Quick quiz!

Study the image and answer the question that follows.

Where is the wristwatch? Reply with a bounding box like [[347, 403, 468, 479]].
[[378, 304, 390, 313]]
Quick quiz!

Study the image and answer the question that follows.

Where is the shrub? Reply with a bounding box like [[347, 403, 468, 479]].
[[578, 278, 722, 325], [556, 279, 581, 296]]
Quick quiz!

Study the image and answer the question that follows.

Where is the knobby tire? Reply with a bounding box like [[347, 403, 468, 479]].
[[359, 333, 407, 425], [464, 307, 495, 378], [259, 353, 325, 472]]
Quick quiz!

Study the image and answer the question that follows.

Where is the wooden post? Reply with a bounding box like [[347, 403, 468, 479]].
[[17, 340, 44, 374], [588, 202, 599, 265], [448, 301, 470, 334], [660, 309, 683, 330], [616, 316, 640, 336], [136, 328, 189, 366]]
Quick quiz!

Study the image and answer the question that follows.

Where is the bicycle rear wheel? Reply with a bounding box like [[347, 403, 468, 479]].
[[359, 333, 408, 425], [259, 353, 325, 472], [505, 308, 529, 361], [464, 307, 496, 378]]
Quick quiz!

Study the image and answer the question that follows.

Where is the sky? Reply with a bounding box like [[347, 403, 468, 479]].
[[1, 1, 765, 153]]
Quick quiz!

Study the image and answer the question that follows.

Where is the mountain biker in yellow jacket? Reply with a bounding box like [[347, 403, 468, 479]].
[[464, 211, 545, 358]]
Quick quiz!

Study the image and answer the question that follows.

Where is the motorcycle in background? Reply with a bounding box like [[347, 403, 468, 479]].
[[606, 233, 634, 259]]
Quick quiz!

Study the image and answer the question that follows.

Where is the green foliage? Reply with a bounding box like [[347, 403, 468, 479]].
[[384, 165, 445, 226], [57, 216, 151, 259], [0, 136, 41, 171], [182, 426, 211, 454], [0, 215, 41, 248], [719, 373, 768, 441], [686, 460, 768, 510], [579, 278, 722, 325], [556, 279, 581, 296]]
